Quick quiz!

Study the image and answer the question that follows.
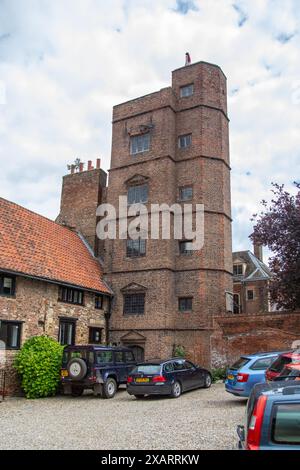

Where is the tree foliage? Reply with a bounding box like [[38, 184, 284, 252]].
[[250, 182, 300, 310], [14, 336, 64, 398]]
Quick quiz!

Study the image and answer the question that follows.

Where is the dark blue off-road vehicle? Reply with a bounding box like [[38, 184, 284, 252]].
[[61, 345, 136, 398]]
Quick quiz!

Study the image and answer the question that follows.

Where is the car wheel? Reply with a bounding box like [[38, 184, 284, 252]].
[[134, 394, 145, 399], [71, 386, 84, 397], [67, 358, 87, 381], [170, 381, 182, 398], [203, 373, 212, 388], [102, 378, 117, 399]]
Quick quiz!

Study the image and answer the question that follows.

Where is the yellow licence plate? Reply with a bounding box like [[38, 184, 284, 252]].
[[135, 377, 150, 383], [227, 374, 234, 380], [61, 370, 68, 377]]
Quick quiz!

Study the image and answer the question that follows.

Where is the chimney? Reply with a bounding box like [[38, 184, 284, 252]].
[[254, 243, 263, 262], [96, 158, 101, 169], [88, 160, 94, 171], [79, 162, 84, 172]]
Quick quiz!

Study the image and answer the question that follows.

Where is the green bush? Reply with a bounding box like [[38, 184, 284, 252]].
[[211, 367, 228, 383], [173, 344, 186, 358], [14, 336, 64, 398]]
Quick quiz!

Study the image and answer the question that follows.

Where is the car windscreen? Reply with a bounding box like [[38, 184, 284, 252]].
[[132, 364, 162, 375], [229, 357, 250, 370], [271, 403, 300, 444]]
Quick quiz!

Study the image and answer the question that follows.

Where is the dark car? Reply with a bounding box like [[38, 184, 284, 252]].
[[265, 350, 300, 381], [275, 363, 300, 382], [127, 358, 212, 399], [237, 381, 300, 450], [61, 345, 136, 398]]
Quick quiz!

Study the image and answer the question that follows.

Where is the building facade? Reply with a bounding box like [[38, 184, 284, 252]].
[[104, 61, 232, 366]]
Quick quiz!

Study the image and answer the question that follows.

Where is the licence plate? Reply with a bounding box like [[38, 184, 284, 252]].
[[61, 370, 68, 377], [135, 377, 150, 383], [227, 374, 234, 380]]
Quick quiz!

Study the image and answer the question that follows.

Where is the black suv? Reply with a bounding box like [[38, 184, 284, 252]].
[[61, 345, 136, 398]]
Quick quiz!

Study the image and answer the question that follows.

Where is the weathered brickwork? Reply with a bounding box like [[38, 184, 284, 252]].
[[211, 311, 300, 367], [105, 61, 232, 366], [0, 276, 107, 395]]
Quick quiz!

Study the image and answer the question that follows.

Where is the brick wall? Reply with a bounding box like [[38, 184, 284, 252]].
[[0, 276, 107, 395], [211, 310, 300, 367]]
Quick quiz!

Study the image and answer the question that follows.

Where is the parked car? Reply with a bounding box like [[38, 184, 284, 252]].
[[265, 350, 300, 381], [237, 381, 300, 450], [225, 351, 284, 398], [61, 345, 136, 398], [275, 363, 300, 382], [127, 358, 212, 399]]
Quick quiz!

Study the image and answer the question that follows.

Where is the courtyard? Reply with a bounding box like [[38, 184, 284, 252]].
[[0, 384, 246, 450]]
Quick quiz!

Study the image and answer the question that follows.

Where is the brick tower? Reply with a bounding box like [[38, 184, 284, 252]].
[[105, 61, 232, 366]]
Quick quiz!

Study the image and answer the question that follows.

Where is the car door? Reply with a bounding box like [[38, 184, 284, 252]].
[[184, 361, 204, 389], [173, 359, 193, 390], [114, 351, 127, 383], [123, 350, 136, 379]]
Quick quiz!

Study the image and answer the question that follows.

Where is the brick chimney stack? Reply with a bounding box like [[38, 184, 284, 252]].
[[254, 243, 263, 262]]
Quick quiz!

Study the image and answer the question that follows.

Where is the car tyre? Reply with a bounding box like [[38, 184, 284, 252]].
[[203, 373, 212, 389], [71, 386, 84, 397], [102, 378, 117, 399], [170, 381, 182, 398]]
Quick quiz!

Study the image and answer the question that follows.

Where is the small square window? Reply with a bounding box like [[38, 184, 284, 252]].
[[89, 327, 102, 344], [180, 84, 194, 98], [179, 186, 193, 201], [0, 320, 22, 349], [233, 264, 243, 276], [178, 297, 193, 312], [247, 290, 254, 301], [178, 134, 192, 149], [130, 133, 150, 155], [179, 240, 194, 255], [123, 293, 145, 315], [0, 275, 16, 297], [126, 238, 146, 257], [95, 295, 103, 310]]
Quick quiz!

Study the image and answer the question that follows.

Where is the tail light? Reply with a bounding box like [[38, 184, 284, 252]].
[[127, 376, 133, 383], [237, 373, 249, 382], [152, 375, 166, 383], [246, 395, 267, 450]]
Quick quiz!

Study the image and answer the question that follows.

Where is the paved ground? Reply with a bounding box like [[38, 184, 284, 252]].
[[0, 384, 246, 450]]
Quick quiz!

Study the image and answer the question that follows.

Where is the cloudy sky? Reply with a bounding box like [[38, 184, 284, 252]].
[[0, 0, 299, 253]]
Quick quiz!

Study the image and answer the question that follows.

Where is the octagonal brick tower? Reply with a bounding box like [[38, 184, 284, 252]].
[[105, 61, 232, 366]]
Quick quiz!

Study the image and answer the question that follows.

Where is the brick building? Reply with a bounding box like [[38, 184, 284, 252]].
[[232, 245, 272, 314], [103, 61, 232, 365], [0, 197, 112, 394]]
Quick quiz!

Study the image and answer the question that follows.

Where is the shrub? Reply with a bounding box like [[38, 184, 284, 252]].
[[14, 336, 64, 398], [173, 344, 186, 358], [211, 367, 228, 383]]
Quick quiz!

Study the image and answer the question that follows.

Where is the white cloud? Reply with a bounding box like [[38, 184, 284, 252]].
[[0, 0, 299, 256]]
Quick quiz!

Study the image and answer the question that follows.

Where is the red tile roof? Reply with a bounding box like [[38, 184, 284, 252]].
[[0, 197, 111, 295]]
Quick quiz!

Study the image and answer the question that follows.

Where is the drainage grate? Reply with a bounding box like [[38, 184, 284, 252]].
[[0, 370, 5, 402]]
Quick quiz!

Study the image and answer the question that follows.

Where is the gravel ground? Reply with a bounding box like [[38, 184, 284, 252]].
[[0, 384, 246, 450]]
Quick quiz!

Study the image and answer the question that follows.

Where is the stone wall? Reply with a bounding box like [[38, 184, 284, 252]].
[[211, 310, 300, 367], [0, 276, 107, 396]]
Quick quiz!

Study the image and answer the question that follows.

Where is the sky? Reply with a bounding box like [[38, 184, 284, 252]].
[[0, 0, 299, 254]]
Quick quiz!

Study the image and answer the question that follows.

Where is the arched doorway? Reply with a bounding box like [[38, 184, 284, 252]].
[[128, 345, 145, 362]]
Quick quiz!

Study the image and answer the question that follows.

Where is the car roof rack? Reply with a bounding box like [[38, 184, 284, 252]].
[[282, 385, 300, 395]]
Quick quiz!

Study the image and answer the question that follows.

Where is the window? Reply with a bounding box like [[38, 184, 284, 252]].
[[178, 134, 192, 149], [233, 293, 241, 314], [126, 238, 146, 257], [95, 295, 103, 310], [178, 297, 193, 312], [96, 350, 113, 364], [123, 293, 145, 315], [271, 404, 300, 444], [124, 351, 135, 363], [127, 184, 148, 205], [0, 320, 22, 349], [179, 240, 194, 255], [174, 360, 185, 371], [179, 186, 193, 201], [230, 357, 250, 370], [58, 286, 84, 305], [0, 275, 15, 297], [250, 356, 277, 371], [114, 351, 124, 363], [89, 327, 102, 344], [59, 319, 76, 345], [164, 362, 174, 372], [130, 133, 150, 155], [183, 361, 195, 370], [180, 84, 194, 97], [247, 290, 254, 301], [233, 264, 243, 276]]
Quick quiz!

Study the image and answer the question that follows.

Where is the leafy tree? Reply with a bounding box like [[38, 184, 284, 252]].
[[250, 182, 300, 310], [14, 336, 64, 398]]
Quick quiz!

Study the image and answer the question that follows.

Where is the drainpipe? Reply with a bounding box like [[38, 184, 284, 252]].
[[104, 296, 112, 345]]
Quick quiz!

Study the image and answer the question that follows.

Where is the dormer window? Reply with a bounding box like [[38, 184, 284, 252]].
[[130, 133, 150, 155], [180, 84, 194, 98], [233, 264, 243, 276]]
